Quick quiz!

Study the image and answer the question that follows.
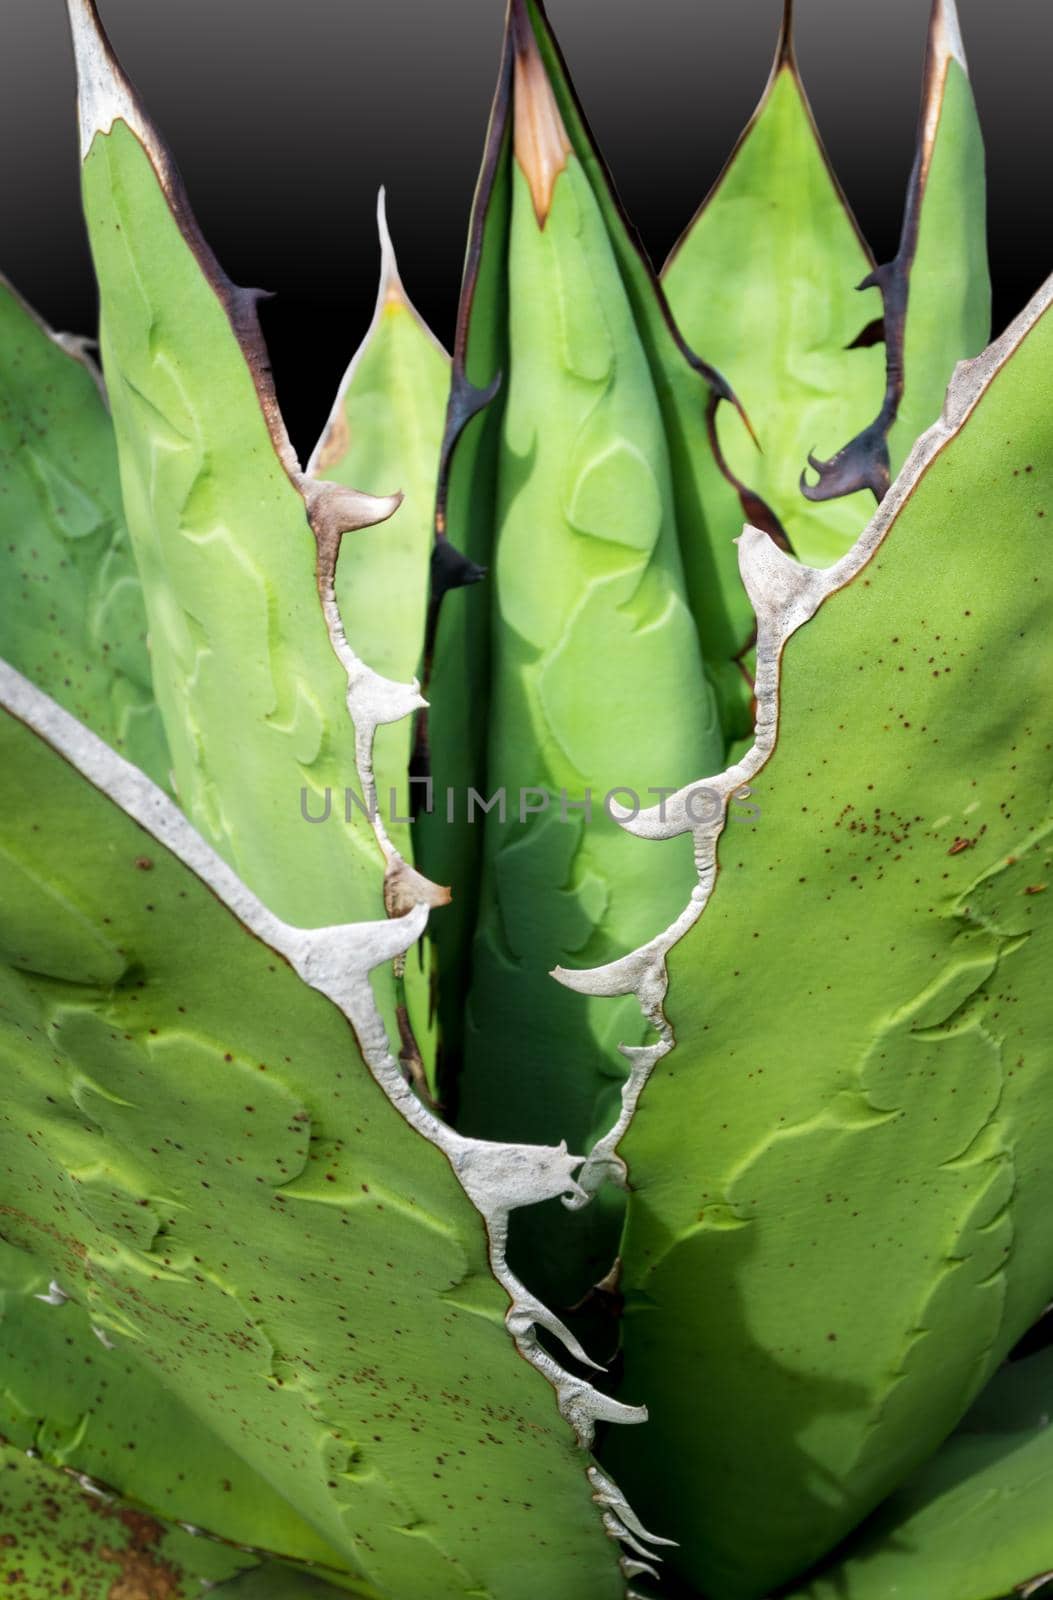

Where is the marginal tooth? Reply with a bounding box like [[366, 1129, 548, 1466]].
[[574, 1039, 674, 1203], [553, 940, 667, 1006], [91, 1324, 116, 1350], [76, 1473, 111, 1499], [611, 777, 726, 841], [568, 1142, 628, 1203], [34, 1280, 69, 1307], [384, 853, 451, 918], [737, 525, 827, 640], [284, 904, 432, 1012], [451, 1136, 586, 1220], [506, 1286, 606, 1373], [618, 1042, 670, 1070], [620, 1557, 661, 1581], [589, 1467, 678, 1547], [302, 478, 403, 546], [556, 1377, 648, 1448], [345, 664, 427, 731], [602, 1513, 668, 1565]]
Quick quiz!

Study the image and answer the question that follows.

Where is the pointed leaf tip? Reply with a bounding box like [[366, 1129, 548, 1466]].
[[66, 0, 149, 160], [375, 185, 408, 310], [510, 0, 570, 225], [933, 0, 968, 74], [775, 0, 796, 69]]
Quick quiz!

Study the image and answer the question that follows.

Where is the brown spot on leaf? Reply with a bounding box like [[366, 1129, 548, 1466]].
[[314, 406, 350, 472]]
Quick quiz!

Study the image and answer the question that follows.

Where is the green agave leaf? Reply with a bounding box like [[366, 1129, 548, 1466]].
[[523, 0, 778, 746], [0, 1445, 257, 1597], [66, 1, 443, 1045], [0, 275, 169, 785], [309, 191, 447, 700], [789, 1347, 1053, 1600], [0, 1239, 351, 1570], [563, 277, 1053, 1597], [422, 0, 726, 1309], [308, 193, 450, 1094], [886, 2, 990, 476], [0, 659, 654, 1599], [806, 0, 990, 504], [421, 0, 784, 1075], [662, 3, 885, 566]]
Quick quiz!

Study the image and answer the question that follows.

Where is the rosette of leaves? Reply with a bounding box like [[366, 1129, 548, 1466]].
[[0, 3, 1050, 1600]]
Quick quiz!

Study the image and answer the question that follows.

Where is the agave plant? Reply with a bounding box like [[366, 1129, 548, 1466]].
[[1, 1, 1050, 1598]]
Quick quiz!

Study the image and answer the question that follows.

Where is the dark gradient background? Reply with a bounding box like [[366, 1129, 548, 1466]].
[[2, 1, 1050, 460]]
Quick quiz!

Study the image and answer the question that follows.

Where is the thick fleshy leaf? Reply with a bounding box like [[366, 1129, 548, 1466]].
[[662, 5, 885, 566], [307, 192, 448, 694], [789, 1348, 1053, 1600], [421, 0, 726, 1311], [66, 0, 432, 1048], [599, 278, 1053, 1598], [309, 194, 449, 1092], [308, 191, 447, 807], [0, 1239, 350, 1570], [0, 661, 641, 1599], [0, 1446, 256, 1597], [421, 0, 783, 1090], [805, 0, 990, 505], [523, 0, 777, 746], [0, 276, 169, 784], [886, 1, 991, 474]]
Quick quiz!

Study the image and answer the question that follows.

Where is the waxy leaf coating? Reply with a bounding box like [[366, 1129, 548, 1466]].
[[0, 662, 626, 1600], [605, 279, 1053, 1597], [663, 9, 884, 566], [310, 196, 450, 1091], [790, 1347, 1053, 1600], [0, 1238, 349, 1570], [423, 0, 742, 1310], [0, 276, 168, 785]]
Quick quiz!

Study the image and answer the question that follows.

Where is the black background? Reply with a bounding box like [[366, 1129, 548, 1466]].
[[2, 1, 1050, 461]]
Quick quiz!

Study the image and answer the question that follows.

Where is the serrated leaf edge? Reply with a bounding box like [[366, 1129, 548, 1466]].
[[555, 269, 1053, 1234], [802, 0, 974, 505]]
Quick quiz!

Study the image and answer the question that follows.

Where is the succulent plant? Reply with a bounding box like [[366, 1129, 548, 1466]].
[[1, 2, 1050, 1599]]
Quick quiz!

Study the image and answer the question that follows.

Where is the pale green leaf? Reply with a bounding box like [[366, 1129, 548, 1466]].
[[603, 280, 1053, 1597], [0, 658, 628, 1600], [790, 1347, 1053, 1600], [663, 13, 884, 566], [0, 276, 169, 784]]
